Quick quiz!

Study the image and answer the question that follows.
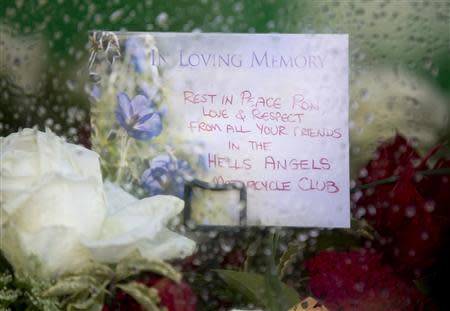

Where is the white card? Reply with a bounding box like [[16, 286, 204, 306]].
[[91, 32, 349, 228]]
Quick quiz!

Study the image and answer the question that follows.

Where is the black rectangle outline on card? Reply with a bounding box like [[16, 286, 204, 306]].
[[183, 179, 247, 227]]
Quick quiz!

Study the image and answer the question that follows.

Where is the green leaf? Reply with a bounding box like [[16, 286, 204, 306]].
[[268, 232, 280, 275], [43, 275, 98, 297], [215, 270, 299, 311], [264, 273, 283, 311], [117, 282, 161, 311], [66, 291, 105, 311], [278, 242, 305, 279], [216, 270, 265, 304], [69, 262, 114, 280], [63, 280, 108, 311], [244, 237, 262, 272], [116, 257, 181, 283]]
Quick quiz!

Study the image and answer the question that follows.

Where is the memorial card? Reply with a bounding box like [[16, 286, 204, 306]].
[[90, 32, 349, 228]]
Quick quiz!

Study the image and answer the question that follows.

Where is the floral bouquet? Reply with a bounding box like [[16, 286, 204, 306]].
[[2, 28, 449, 311], [0, 128, 197, 310]]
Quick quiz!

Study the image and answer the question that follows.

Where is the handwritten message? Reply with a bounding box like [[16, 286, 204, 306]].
[[151, 33, 348, 227], [184, 89, 342, 193]]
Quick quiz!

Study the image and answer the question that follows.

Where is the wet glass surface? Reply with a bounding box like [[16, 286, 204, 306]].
[[1, 1, 449, 310]]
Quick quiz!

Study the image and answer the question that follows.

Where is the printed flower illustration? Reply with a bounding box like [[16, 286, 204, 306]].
[[141, 154, 194, 199], [125, 36, 146, 73], [115, 92, 163, 140], [305, 250, 434, 311]]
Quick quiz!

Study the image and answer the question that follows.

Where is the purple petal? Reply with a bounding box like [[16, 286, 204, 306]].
[[141, 168, 165, 195], [115, 110, 128, 129], [116, 92, 133, 119], [131, 95, 154, 116], [138, 112, 156, 124], [134, 113, 162, 137], [151, 154, 171, 169]]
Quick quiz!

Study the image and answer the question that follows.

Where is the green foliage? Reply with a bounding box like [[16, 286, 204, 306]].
[[215, 232, 301, 311], [215, 269, 299, 311], [277, 241, 305, 279], [43, 276, 100, 297], [0, 252, 180, 311], [0, 270, 61, 311], [0, 271, 22, 309], [116, 256, 181, 283], [117, 282, 161, 311], [315, 217, 376, 252], [242, 237, 261, 272]]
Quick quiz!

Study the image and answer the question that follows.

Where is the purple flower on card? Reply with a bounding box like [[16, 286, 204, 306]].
[[115, 92, 163, 140], [125, 37, 146, 73], [141, 154, 194, 198]]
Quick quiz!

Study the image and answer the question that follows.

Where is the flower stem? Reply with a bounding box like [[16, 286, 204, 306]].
[[116, 130, 131, 183], [350, 167, 450, 193]]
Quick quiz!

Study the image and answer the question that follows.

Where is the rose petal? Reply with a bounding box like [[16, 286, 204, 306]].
[[137, 228, 196, 261], [22, 226, 91, 278], [7, 174, 105, 239], [1, 128, 101, 184], [1, 223, 91, 279], [0, 149, 41, 177], [103, 181, 138, 216], [100, 195, 184, 239], [83, 194, 192, 263]]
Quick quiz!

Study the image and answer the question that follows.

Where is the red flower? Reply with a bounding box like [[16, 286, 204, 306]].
[[353, 134, 449, 276], [305, 250, 434, 311], [145, 277, 197, 311], [104, 276, 197, 311]]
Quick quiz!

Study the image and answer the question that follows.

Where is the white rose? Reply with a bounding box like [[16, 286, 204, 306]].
[[0, 128, 195, 279]]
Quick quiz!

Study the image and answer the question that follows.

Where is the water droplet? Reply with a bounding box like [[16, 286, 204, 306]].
[[405, 206, 416, 217], [424, 201, 435, 213], [356, 207, 366, 218], [156, 12, 169, 28], [110, 9, 124, 23]]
